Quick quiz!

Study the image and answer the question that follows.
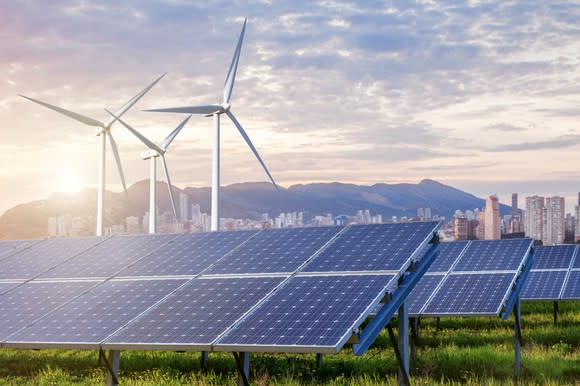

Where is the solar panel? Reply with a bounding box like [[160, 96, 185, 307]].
[[422, 273, 515, 316], [205, 227, 342, 275], [0, 282, 21, 295], [532, 245, 576, 270], [453, 239, 531, 272], [428, 241, 468, 273], [5, 279, 186, 347], [215, 274, 394, 352], [0, 281, 99, 341], [561, 271, 580, 300], [118, 231, 257, 277], [0, 237, 105, 280], [40, 234, 178, 279], [0, 239, 36, 258], [104, 277, 283, 349], [574, 254, 580, 269], [406, 274, 445, 315], [520, 270, 567, 300], [302, 222, 438, 272]]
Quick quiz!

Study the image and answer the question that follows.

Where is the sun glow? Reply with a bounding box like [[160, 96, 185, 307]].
[[57, 169, 82, 194]]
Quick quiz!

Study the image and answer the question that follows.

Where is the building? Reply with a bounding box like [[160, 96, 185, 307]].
[[525, 196, 544, 241], [565, 213, 575, 243], [511, 193, 518, 215], [543, 196, 565, 245], [484, 195, 500, 240], [179, 193, 190, 221], [454, 212, 468, 240], [476, 211, 486, 240]]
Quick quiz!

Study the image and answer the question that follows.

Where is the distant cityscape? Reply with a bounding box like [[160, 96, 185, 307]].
[[47, 191, 580, 246]]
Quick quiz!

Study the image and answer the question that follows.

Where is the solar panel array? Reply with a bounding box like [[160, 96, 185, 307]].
[[405, 238, 534, 317], [520, 244, 580, 300], [0, 221, 440, 354]]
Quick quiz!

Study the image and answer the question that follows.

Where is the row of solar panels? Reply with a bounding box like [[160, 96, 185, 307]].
[[0, 222, 439, 353]]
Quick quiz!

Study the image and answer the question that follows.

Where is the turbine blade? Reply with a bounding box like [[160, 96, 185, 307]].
[[105, 73, 166, 127], [107, 131, 129, 201], [226, 110, 279, 191], [104, 108, 163, 154], [145, 105, 221, 115], [160, 155, 178, 220], [20, 95, 104, 127], [162, 114, 192, 150], [223, 18, 247, 104]]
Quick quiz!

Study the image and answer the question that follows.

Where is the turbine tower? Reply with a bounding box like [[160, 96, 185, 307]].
[[146, 19, 278, 231], [20, 74, 165, 236], [106, 109, 191, 234]]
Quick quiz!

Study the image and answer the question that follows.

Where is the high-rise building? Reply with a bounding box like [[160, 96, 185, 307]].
[[179, 193, 190, 222], [525, 196, 544, 241], [575, 204, 580, 242], [543, 196, 565, 245], [511, 193, 518, 215], [565, 213, 575, 243], [476, 211, 486, 240], [454, 212, 468, 240], [484, 195, 500, 240], [191, 204, 201, 226]]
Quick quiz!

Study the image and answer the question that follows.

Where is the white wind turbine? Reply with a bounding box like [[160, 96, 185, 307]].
[[105, 109, 191, 234], [146, 19, 278, 231], [20, 74, 165, 236]]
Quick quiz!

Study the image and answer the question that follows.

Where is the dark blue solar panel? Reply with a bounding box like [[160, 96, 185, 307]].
[[533, 245, 576, 270], [561, 271, 580, 300], [422, 273, 514, 315], [0, 283, 21, 296], [574, 253, 580, 269], [0, 240, 36, 258], [302, 222, 438, 272], [205, 227, 342, 274], [0, 281, 98, 341], [105, 277, 283, 346], [407, 274, 445, 315], [0, 237, 105, 280], [7, 279, 186, 344], [428, 241, 469, 273], [40, 234, 178, 279], [118, 231, 257, 277], [453, 239, 532, 272], [217, 275, 394, 349], [520, 271, 567, 300]]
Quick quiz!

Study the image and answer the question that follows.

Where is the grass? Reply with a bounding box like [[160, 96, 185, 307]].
[[0, 301, 578, 385]]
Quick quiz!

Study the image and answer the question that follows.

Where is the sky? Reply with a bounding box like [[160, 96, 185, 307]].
[[1, 0, 580, 215]]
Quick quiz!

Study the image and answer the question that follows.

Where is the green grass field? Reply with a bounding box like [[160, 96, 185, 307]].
[[0, 301, 578, 385]]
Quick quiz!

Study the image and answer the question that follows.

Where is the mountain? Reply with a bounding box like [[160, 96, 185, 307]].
[[0, 179, 506, 240]]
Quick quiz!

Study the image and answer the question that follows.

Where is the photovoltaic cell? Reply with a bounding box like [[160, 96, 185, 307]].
[[40, 234, 178, 279], [406, 274, 445, 315], [216, 275, 394, 350], [574, 254, 580, 269], [520, 271, 567, 300], [6, 279, 186, 345], [0, 281, 98, 341], [105, 277, 283, 346], [428, 241, 468, 273], [533, 245, 576, 270], [0, 237, 105, 280], [205, 227, 342, 274], [453, 239, 532, 272], [0, 283, 21, 296], [422, 273, 514, 315], [302, 222, 438, 272], [561, 271, 580, 299], [118, 231, 257, 277], [0, 239, 36, 258]]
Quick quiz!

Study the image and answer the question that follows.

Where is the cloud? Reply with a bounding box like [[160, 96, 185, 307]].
[[487, 134, 580, 152]]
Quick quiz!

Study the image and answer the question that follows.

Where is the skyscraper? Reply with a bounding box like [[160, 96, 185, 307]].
[[179, 193, 190, 222], [511, 193, 518, 215], [543, 196, 565, 245], [484, 195, 500, 240], [525, 196, 544, 241]]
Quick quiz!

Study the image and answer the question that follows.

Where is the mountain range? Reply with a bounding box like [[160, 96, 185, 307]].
[[0, 179, 507, 240]]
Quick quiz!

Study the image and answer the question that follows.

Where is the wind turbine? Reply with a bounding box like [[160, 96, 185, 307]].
[[105, 109, 191, 234], [20, 74, 165, 236], [145, 19, 278, 231]]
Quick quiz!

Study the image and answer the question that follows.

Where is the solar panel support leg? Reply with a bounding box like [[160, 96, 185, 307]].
[[514, 298, 522, 378], [233, 352, 250, 386], [200, 351, 209, 370], [553, 301, 558, 325], [316, 353, 324, 368], [396, 302, 410, 385], [105, 350, 120, 386], [410, 317, 419, 362]]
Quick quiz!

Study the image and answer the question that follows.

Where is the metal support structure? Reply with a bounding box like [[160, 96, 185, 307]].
[[211, 113, 220, 231], [398, 302, 410, 385], [200, 351, 209, 370], [436, 317, 441, 330], [233, 352, 250, 386], [96, 131, 106, 236], [514, 298, 522, 377], [387, 325, 411, 386], [100, 349, 120, 386], [553, 301, 559, 325], [149, 156, 157, 234], [316, 353, 324, 368], [410, 317, 420, 362]]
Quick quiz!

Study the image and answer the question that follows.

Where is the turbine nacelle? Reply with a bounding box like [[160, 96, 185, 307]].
[[142, 149, 162, 160]]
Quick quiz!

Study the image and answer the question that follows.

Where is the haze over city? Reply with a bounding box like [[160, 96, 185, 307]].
[[2, 1, 580, 215]]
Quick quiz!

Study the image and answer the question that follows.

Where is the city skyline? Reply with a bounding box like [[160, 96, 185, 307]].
[[2, 2, 580, 215]]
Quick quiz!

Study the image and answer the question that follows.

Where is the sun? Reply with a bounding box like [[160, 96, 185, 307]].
[[57, 169, 82, 194]]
